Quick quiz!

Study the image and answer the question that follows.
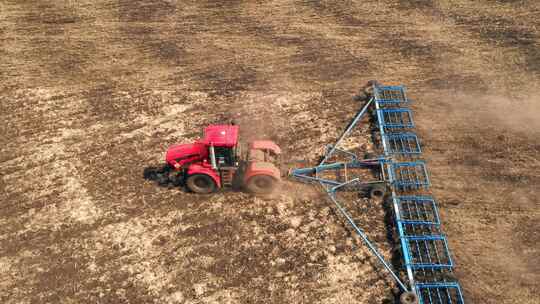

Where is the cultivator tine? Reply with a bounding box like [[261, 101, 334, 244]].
[[387, 161, 431, 191], [404, 235, 453, 269], [374, 85, 410, 105], [383, 133, 422, 156], [377, 108, 415, 129], [396, 196, 440, 226], [416, 283, 465, 304], [373, 83, 464, 303]]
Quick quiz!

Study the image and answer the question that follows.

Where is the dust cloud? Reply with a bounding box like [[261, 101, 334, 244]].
[[446, 92, 540, 138], [484, 95, 540, 137]]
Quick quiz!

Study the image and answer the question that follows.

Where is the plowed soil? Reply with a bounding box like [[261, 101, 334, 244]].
[[1, 1, 539, 304]]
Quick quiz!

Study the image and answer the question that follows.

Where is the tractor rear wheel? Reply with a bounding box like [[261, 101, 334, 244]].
[[246, 175, 278, 194], [186, 174, 217, 194]]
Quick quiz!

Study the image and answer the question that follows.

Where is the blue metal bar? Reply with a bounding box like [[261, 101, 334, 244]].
[[404, 235, 453, 269], [391, 192, 417, 292], [322, 183, 410, 292], [291, 82, 465, 304], [383, 133, 422, 155], [416, 282, 465, 304], [377, 108, 415, 129], [291, 159, 381, 179], [374, 85, 410, 105], [396, 196, 441, 226], [291, 173, 342, 186], [331, 178, 360, 192], [327, 146, 358, 162], [293, 171, 387, 190], [388, 161, 431, 190], [320, 98, 373, 165], [374, 89, 420, 295]]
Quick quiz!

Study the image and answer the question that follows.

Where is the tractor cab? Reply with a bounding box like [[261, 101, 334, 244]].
[[214, 146, 236, 167], [200, 125, 239, 168]]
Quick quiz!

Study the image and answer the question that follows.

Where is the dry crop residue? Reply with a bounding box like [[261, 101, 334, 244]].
[[1, 0, 539, 303]]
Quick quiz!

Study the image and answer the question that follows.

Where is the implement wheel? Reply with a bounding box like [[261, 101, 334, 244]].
[[246, 175, 278, 194], [369, 184, 387, 201], [186, 174, 217, 194], [400, 292, 419, 304]]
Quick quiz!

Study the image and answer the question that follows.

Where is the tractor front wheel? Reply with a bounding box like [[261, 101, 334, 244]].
[[186, 174, 217, 194], [246, 175, 278, 194]]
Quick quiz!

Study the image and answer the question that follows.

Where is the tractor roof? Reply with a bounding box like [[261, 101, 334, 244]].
[[201, 125, 239, 147]]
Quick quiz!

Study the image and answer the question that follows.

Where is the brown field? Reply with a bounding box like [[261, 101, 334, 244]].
[[1, 1, 539, 303]]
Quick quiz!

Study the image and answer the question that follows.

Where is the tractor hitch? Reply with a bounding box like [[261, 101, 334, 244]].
[[143, 164, 183, 187]]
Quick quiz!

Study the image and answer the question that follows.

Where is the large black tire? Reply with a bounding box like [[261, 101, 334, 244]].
[[400, 292, 419, 304], [186, 174, 217, 194], [246, 175, 278, 194], [369, 184, 387, 201]]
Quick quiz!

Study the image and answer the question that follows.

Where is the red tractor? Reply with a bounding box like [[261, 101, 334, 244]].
[[144, 124, 282, 194]]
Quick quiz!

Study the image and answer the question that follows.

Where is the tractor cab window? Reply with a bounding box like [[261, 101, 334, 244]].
[[213, 146, 235, 166]]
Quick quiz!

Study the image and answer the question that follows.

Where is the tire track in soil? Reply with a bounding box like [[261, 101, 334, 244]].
[[0, 89, 192, 302], [284, 2, 539, 303], [2, 1, 538, 303], [70, 90, 271, 302], [213, 1, 378, 165], [373, 2, 540, 303], [111, 0, 268, 94], [0, 1, 99, 88], [441, 3, 540, 77], [201, 3, 402, 302], [170, 1, 270, 94], [233, 3, 405, 302], [241, 0, 373, 92], [0, 90, 124, 303]]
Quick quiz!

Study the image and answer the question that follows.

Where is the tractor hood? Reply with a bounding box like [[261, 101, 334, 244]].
[[165, 143, 206, 165], [249, 140, 281, 154]]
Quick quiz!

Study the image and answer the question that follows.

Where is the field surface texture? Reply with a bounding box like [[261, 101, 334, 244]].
[[1, 1, 539, 303]]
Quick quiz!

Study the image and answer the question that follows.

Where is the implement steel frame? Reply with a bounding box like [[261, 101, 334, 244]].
[[291, 96, 412, 293], [290, 84, 464, 304]]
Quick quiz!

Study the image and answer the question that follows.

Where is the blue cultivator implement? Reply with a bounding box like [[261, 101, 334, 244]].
[[290, 82, 464, 304]]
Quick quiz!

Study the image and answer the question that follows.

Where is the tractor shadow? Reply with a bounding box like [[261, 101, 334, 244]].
[[143, 165, 183, 189], [142, 164, 247, 192]]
